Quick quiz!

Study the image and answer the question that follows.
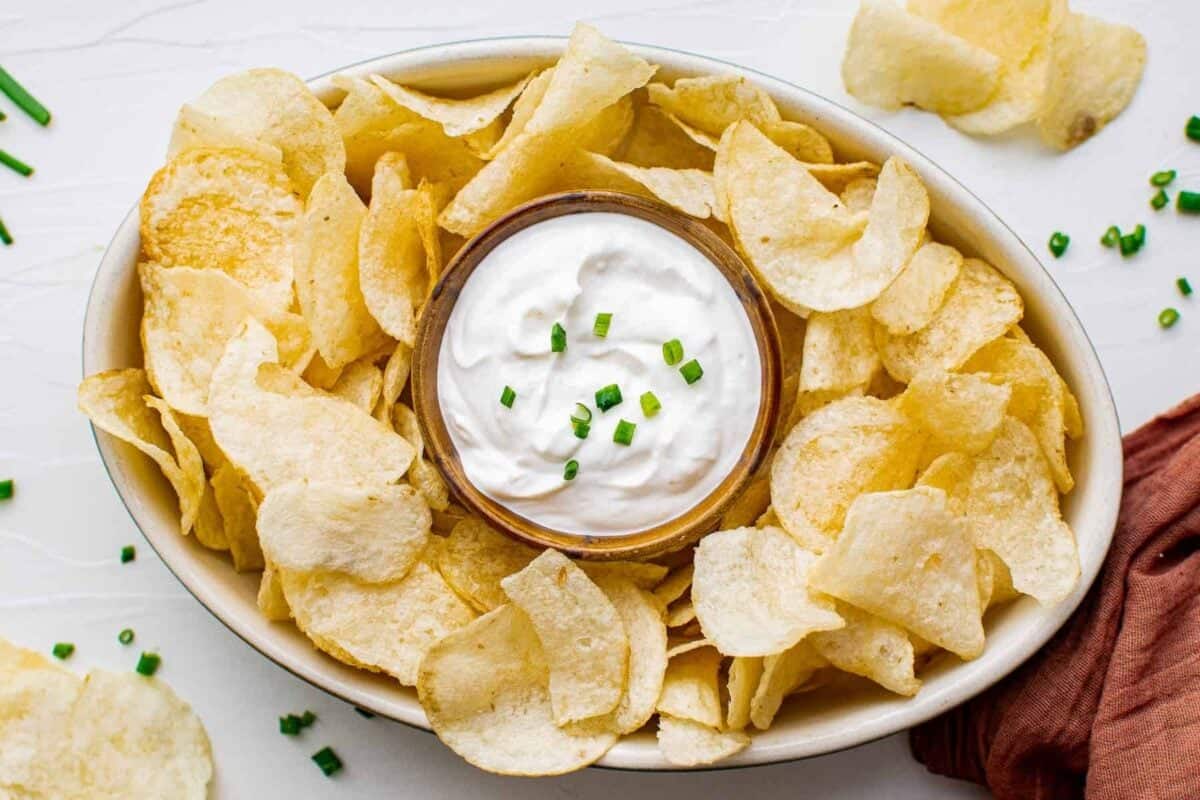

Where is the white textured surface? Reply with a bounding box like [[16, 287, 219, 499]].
[[0, 0, 1193, 796]]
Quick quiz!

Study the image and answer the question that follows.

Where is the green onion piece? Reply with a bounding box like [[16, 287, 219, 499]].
[[51, 642, 74, 660], [551, 322, 567, 353], [1048, 231, 1069, 258], [1151, 169, 1178, 187], [572, 421, 591, 439], [311, 747, 343, 777], [1119, 233, 1140, 257], [280, 715, 302, 735], [0, 68, 51, 126], [0, 109, 6, 122], [570, 402, 592, 424], [1132, 224, 1146, 246], [1187, 115, 1200, 142], [679, 359, 704, 385], [118, 628, 134, 645], [1159, 307, 1181, 329], [662, 339, 684, 366], [593, 312, 612, 337], [1178, 190, 1200, 213], [135, 651, 161, 676], [353, 707, 375, 719], [563, 459, 579, 481], [0, 479, 12, 500], [1178, 277, 1193, 297], [301, 710, 317, 728], [0, 150, 32, 177], [613, 419, 637, 446], [595, 384, 623, 411], [1100, 225, 1121, 247], [1152, 189, 1170, 210], [0, 217, 12, 246], [120, 545, 136, 563], [499, 385, 516, 408], [640, 391, 661, 418]]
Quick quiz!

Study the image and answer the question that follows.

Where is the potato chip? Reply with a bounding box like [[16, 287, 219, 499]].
[[1037, 12, 1146, 150], [0, 638, 80, 792], [258, 481, 429, 583], [619, 103, 715, 170], [657, 715, 750, 767], [749, 640, 827, 730], [375, 341, 413, 425], [191, 480, 230, 552], [435, 516, 537, 612], [295, 171, 390, 369], [842, 0, 1001, 115], [771, 396, 922, 552], [693, 526, 843, 656], [943, 45, 1052, 135], [665, 637, 712, 659], [559, 151, 719, 220], [656, 645, 723, 728], [391, 403, 451, 511], [370, 72, 533, 137], [870, 242, 962, 336], [804, 161, 882, 194], [501, 550, 628, 724], [799, 307, 880, 393], [761, 120, 834, 165], [652, 563, 694, 607], [579, 561, 669, 589], [899, 369, 1012, 458], [478, 68, 554, 160], [184, 68, 344, 197], [809, 487, 985, 659], [209, 461, 262, 571], [257, 562, 291, 621], [666, 599, 696, 628], [300, 352, 343, 390], [283, 561, 475, 685], [647, 74, 781, 137], [719, 473, 772, 530], [139, 148, 300, 313], [592, 575, 668, 734], [726, 656, 763, 730], [328, 358, 383, 415], [810, 601, 920, 696], [418, 604, 617, 776], [840, 177, 877, 213], [167, 103, 283, 165], [876, 258, 1023, 382], [139, 263, 311, 417]]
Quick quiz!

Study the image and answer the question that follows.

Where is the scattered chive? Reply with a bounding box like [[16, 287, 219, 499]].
[[353, 707, 376, 719], [1151, 169, 1177, 187], [0, 109, 5, 122], [1152, 189, 1170, 210], [1187, 115, 1200, 142], [0, 217, 11, 246], [639, 391, 661, 418], [280, 715, 302, 735], [1178, 277, 1193, 297], [593, 312, 612, 338], [120, 544, 136, 563], [118, 628, 134, 645], [1178, 190, 1200, 213], [1132, 223, 1146, 246], [572, 421, 591, 439], [613, 419, 637, 446], [51, 642, 74, 660], [1048, 231, 1069, 258], [301, 710, 317, 728], [550, 322, 567, 353], [662, 339, 684, 366], [0, 68, 51, 126], [1119, 233, 1140, 257], [135, 651, 161, 676], [679, 359, 704, 385], [563, 459, 579, 481], [1159, 307, 1181, 329], [570, 403, 592, 425], [0, 479, 12, 500], [311, 747, 343, 777], [499, 385, 516, 408], [0, 150, 32, 177], [1100, 225, 1121, 247], [595, 384, 623, 412]]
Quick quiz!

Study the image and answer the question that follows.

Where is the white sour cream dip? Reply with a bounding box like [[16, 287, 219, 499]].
[[438, 212, 761, 537]]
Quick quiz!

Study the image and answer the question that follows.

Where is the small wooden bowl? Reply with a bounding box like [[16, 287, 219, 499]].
[[412, 191, 782, 560]]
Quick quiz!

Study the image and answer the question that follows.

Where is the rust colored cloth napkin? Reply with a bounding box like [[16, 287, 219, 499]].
[[910, 393, 1200, 800]]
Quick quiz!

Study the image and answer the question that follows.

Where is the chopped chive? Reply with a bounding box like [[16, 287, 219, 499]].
[[118, 628, 135, 645], [679, 359, 704, 385], [1152, 189, 1170, 210], [1178, 277, 1193, 297], [662, 339, 684, 366], [0, 217, 11, 246], [0, 479, 12, 500], [613, 419, 637, 446], [639, 391, 661, 418], [1048, 231, 1069, 258], [51, 642, 74, 660], [280, 715, 302, 735], [135, 651, 161, 676], [0, 150, 32, 177], [563, 459, 579, 481], [311, 746, 343, 777], [572, 421, 591, 439], [353, 707, 376, 719], [120, 545, 136, 563], [0, 68, 51, 126], [0, 109, 6, 121], [1151, 169, 1177, 187], [1119, 233, 1140, 257], [1187, 115, 1200, 142], [550, 322, 567, 353], [1159, 307, 1181, 329], [593, 312, 612, 337], [301, 710, 317, 728], [1178, 190, 1200, 213], [1132, 224, 1146, 246], [569, 403, 592, 425], [499, 385, 516, 408], [595, 384, 623, 412], [1100, 225, 1121, 247]]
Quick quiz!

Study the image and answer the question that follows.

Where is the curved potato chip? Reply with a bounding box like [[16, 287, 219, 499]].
[[139, 148, 299, 313], [436, 516, 537, 612], [479, 68, 554, 160], [300, 352, 342, 390], [899, 369, 1012, 458], [501, 550, 628, 724], [809, 487, 985, 659], [579, 560, 669, 589], [283, 561, 474, 685], [693, 526, 843, 656], [870, 241, 962, 336], [761, 120, 834, 165], [167, 103, 283, 165], [391, 403, 450, 511], [876, 258, 1023, 382], [653, 563, 694, 607], [666, 599, 696, 628], [799, 307, 880, 393], [192, 480, 229, 552], [656, 645, 723, 728], [257, 561, 291, 621], [749, 640, 826, 730], [185, 68, 344, 197], [619, 103, 715, 170], [0, 639, 80, 792], [257, 481, 429, 583], [209, 461, 261, 571], [375, 341, 413, 425], [726, 656, 763, 730], [804, 161, 882, 194], [328, 358, 383, 415], [558, 151, 719, 220], [943, 45, 1052, 135], [592, 575, 668, 734], [418, 604, 617, 776], [370, 72, 532, 137], [647, 74, 781, 137], [840, 177, 877, 213], [810, 601, 920, 696], [657, 715, 749, 767], [842, 0, 1001, 115]]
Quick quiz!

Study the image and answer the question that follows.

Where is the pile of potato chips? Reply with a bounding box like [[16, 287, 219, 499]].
[[843, 0, 1146, 149], [78, 21, 1082, 774], [0, 638, 212, 797]]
